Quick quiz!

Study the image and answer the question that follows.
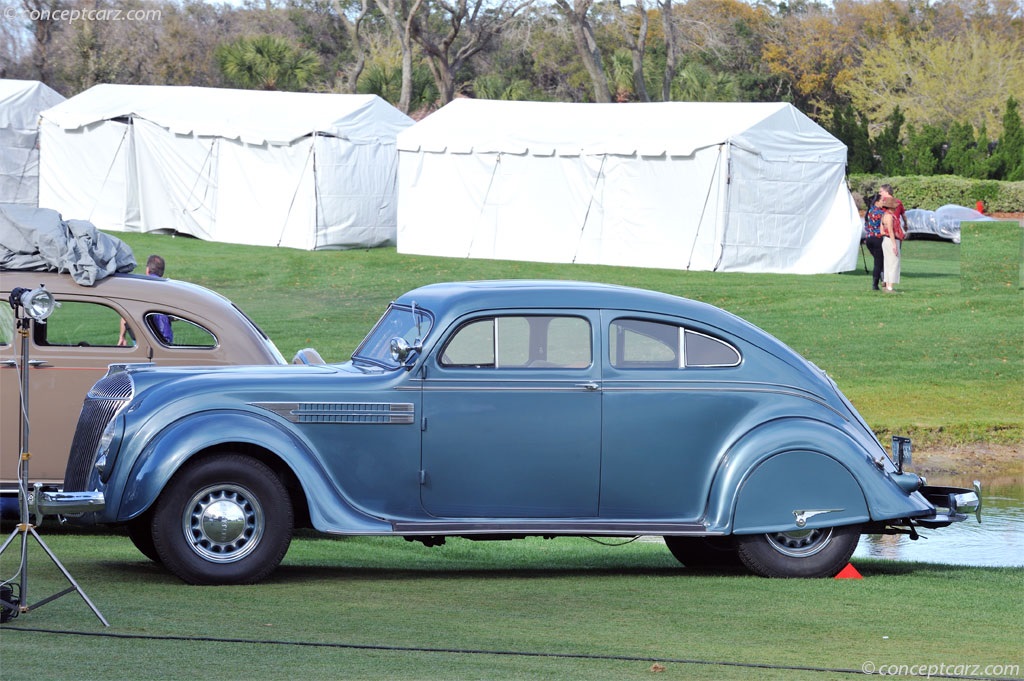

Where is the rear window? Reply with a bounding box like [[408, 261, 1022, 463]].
[[609, 319, 740, 369]]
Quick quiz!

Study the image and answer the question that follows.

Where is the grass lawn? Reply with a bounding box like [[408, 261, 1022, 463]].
[[1, 531, 1022, 681]]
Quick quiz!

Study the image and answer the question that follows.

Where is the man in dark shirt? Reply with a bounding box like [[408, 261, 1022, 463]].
[[118, 254, 173, 346]]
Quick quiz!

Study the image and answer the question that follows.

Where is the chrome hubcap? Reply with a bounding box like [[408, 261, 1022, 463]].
[[765, 527, 834, 558], [183, 484, 264, 563]]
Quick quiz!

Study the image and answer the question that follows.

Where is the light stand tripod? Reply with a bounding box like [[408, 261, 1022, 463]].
[[0, 286, 108, 626]]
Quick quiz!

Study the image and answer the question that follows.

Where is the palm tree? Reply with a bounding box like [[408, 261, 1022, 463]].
[[216, 35, 321, 91]]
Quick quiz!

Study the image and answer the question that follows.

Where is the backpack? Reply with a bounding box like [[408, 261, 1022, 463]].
[[892, 213, 906, 241]]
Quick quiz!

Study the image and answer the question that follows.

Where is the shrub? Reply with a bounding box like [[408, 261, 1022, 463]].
[[849, 174, 1024, 212]]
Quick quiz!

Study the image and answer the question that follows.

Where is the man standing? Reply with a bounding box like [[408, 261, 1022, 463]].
[[118, 254, 173, 345], [878, 184, 905, 227]]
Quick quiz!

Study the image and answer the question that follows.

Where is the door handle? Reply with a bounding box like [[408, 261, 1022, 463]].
[[576, 382, 600, 391], [1, 360, 16, 367], [28, 360, 50, 368]]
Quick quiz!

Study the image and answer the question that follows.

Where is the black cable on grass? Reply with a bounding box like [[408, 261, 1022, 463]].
[[4, 627, 1020, 681]]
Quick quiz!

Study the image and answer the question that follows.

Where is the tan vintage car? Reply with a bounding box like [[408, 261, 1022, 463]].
[[0, 270, 286, 500]]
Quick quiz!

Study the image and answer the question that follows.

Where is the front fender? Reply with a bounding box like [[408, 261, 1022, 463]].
[[705, 418, 933, 534], [115, 410, 390, 533]]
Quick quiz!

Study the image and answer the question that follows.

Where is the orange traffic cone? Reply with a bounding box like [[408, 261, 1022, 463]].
[[835, 563, 863, 579]]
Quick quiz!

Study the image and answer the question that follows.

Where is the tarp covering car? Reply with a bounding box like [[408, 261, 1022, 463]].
[[37, 85, 414, 251], [0, 80, 65, 206], [903, 205, 996, 243], [397, 100, 863, 274], [0, 204, 135, 285]]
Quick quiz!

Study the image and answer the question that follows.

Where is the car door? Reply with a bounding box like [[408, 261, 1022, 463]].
[[599, 312, 746, 521], [0, 294, 157, 485], [420, 312, 601, 518]]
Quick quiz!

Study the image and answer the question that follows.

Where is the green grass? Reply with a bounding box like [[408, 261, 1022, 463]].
[[118, 231, 1022, 445], [1, 531, 1022, 681]]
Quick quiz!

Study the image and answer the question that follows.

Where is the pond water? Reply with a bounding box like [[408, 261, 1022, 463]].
[[853, 473, 1024, 568]]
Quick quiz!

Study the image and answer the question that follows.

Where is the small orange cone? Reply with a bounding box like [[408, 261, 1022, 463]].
[[835, 563, 863, 580]]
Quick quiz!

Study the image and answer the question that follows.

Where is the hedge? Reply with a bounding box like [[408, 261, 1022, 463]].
[[848, 174, 1024, 212]]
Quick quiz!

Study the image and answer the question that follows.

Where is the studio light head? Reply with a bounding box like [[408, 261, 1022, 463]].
[[8, 286, 58, 322]]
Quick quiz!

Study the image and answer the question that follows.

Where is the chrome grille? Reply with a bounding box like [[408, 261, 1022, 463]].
[[63, 373, 134, 491]]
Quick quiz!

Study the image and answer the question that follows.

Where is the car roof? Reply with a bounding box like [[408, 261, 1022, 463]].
[[396, 280, 737, 326], [2, 270, 238, 315]]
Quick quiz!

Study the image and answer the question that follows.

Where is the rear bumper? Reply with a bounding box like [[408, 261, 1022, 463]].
[[915, 482, 981, 528]]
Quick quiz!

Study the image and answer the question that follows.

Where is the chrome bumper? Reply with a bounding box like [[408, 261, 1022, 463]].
[[916, 481, 982, 528], [35, 489, 105, 515]]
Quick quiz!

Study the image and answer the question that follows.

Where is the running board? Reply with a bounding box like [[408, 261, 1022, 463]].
[[391, 521, 709, 536]]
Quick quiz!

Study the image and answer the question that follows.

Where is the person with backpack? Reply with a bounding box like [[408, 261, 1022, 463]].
[[879, 196, 904, 292]]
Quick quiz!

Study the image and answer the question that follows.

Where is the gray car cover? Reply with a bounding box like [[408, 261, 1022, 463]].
[[0, 204, 136, 285]]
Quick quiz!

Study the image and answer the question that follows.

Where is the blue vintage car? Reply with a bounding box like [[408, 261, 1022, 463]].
[[55, 281, 980, 584]]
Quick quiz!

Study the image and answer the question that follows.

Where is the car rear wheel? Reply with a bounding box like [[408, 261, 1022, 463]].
[[735, 524, 860, 578], [664, 536, 744, 570], [151, 453, 293, 585]]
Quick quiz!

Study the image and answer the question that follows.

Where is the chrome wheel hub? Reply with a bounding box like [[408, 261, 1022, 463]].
[[765, 527, 834, 558], [183, 484, 264, 563]]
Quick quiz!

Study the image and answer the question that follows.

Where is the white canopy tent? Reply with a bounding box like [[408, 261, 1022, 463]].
[[0, 80, 65, 205], [38, 85, 413, 250], [397, 100, 862, 273]]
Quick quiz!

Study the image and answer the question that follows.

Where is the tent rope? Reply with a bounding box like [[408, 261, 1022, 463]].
[[12, 129, 40, 200], [466, 152, 502, 258], [685, 145, 722, 271], [180, 139, 217, 238], [278, 140, 316, 248], [89, 124, 131, 222], [572, 155, 607, 264]]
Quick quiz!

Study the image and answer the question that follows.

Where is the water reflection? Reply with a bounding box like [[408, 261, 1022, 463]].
[[855, 475, 1024, 568]]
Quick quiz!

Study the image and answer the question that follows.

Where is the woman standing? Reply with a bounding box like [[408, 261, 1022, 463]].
[[863, 194, 885, 290], [879, 196, 902, 292]]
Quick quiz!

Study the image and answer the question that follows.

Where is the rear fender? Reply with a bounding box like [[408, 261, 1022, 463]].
[[705, 419, 931, 534], [115, 410, 390, 533]]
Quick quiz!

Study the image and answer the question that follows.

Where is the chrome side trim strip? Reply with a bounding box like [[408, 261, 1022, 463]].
[[252, 402, 415, 425], [391, 521, 709, 535]]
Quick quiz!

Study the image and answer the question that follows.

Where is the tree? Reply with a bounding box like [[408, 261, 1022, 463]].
[[615, 0, 650, 102], [373, 0, 427, 112], [901, 123, 944, 176], [552, 0, 611, 103], [760, 3, 861, 119], [829, 103, 873, 174], [874, 106, 905, 175], [216, 35, 321, 90], [993, 97, 1024, 181], [840, 27, 1024, 140], [410, 0, 535, 105], [943, 121, 989, 179]]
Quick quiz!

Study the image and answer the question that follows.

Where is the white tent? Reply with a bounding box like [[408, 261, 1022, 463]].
[[38, 85, 413, 250], [396, 100, 862, 273], [0, 80, 65, 205]]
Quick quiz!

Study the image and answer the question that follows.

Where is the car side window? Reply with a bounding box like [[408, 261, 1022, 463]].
[[33, 301, 125, 347], [0, 304, 12, 346], [610, 319, 740, 369], [440, 315, 592, 369], [149, 314, 217, 349], [684, 329, 741, 367]]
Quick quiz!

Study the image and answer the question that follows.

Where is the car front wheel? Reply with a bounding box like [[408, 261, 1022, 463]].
[[735, 524, 860, 578], [150, 453, 293, 585]]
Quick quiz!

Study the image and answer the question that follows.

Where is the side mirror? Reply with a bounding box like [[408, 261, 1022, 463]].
[[390, 337, 421, 367]]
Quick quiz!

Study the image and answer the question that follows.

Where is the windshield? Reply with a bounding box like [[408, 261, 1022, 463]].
[[352, 303, 433, 369]]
